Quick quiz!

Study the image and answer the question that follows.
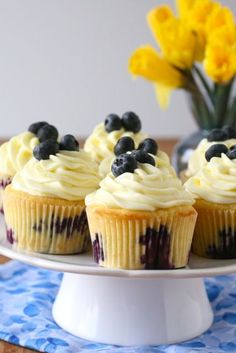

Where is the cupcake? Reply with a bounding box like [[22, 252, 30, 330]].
[[185, 143, 236, 259], [182, 126, 236, 181], [3, 135, 100, 254], [84, 111, 147, 163], [99, 136, 175, 178], [0, 121, 58, 212], [86, 148, 197, 269]]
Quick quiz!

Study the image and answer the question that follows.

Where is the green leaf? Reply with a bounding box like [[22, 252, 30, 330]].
[[225, 97, 236, 127]]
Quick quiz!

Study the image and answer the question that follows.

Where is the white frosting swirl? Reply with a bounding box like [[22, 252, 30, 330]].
[[0, 132, 39, 177], [84, 122, 147, 162], [86, 163, 194, 211], [185, 153, 236, 204], [186, 138, 236, 177], [12, 150, 100, 201]]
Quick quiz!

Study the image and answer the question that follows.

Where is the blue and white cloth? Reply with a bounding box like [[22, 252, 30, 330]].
[[0, 261, 236, 353]]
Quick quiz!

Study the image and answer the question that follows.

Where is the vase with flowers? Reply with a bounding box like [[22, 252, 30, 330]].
[[128, 0, 236, 173]]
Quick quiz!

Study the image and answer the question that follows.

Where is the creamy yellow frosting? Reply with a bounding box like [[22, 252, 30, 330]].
[[98, 150, 176, 178], [186, 138, 236, 177], [86, 162, 194, 211], [0, 132, 39, 177], [185, 153, 236, 204], [12, 150, 100, 201], [84, 122, 147, 162]]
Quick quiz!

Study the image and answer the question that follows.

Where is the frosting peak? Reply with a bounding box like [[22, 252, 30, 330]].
[[86, 162, 194, 211], [0, 132, 39, 177], [185, 153, 236, 204], [12, 150, 100, 201]]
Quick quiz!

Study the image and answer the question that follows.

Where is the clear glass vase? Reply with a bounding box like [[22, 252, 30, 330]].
[[171, 129, 210, 175]]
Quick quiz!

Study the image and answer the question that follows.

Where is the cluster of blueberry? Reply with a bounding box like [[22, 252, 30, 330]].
[[104, 112, 141, 133], [207, 126, 236, 142], [29, 121, 79, 161], [205, 143, 236, 162], [112, 137, 158, 177]]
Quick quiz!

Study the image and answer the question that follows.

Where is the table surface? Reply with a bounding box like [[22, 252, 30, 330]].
[[0, 138, 177, 353]]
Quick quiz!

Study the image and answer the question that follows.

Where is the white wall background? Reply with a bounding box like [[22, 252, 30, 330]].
[[0, 0, 235, 138]]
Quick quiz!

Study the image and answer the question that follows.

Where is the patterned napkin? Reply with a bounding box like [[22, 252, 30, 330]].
[[0, 260, 236, 353]]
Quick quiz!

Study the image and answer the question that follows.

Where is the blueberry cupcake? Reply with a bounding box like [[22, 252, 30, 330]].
[[84, 111, 147, 163], [86, 149, 197, 269], [0, 122, 58, 213], [185, 143, 236, 259], [99, 137, 176, 178], [3, 135, 100, 254], [182, 126, 236, 181]]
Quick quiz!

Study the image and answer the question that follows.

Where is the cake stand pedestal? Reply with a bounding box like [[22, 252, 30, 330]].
[[53, 274, 212, 345], [1, 217, 236, 346]]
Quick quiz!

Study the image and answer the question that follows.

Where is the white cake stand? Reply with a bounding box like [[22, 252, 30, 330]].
[[1, 217, 236, 346]]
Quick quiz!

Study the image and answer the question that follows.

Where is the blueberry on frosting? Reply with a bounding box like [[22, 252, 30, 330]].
[[131, 150, 155, 166], [60, 134, 79, 151], [138, 138, 158, 155], [114, 137, 135, 156], [33, 140, 60, 160], [223, 125, 236, 139], [205, 144, 228, 162], [28, 121, 48, 134], [104, 114, 122, 133], [112, 154, 137, 177], [207, 128, 229, 142], [121, 111, 141, 133], [37, 124, 59, 142], [227, 145, 236, 160]]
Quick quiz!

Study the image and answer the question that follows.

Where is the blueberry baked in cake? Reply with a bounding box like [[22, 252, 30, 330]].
[[86, 141, 197, 270], [84, 111, 147, 163], [3, 134, 100, 254]]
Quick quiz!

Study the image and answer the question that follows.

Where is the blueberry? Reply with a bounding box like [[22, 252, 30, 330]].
[[227, 144, 236, 160], [121, 112, 141, 133], [28, 121, 48, 134], [223, 125, 236, 139], [205, 144, 228, 162], [207, 128, 228, 142], [37, 124, 58, 142], [111, 154, 137, 177], [114, 137, 135, 156], [138, 138, 158, 155], [33, 140, 60, 160], [131, 150, 155, 166], [104, 114, 122, 133], [60, 135, 79, 151]]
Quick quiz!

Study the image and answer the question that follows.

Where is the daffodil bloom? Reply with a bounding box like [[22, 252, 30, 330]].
[[147, 5, 174, 46], [206, 6, 235, 35], [208, 25, 236, 47], [204, 43, 236, 83], [187, 0, 220, 37], [128, 45, 185, 108], [176, 0, 196, 18]]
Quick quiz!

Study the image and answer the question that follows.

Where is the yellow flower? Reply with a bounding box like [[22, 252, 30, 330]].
[[208, 25, 236, 47], [204, 43, 236, 83], [206, 6, 235, 35], [187, 0, 220, 37], [128, 45, 185, 108], [175, 0, 196, 18], [147, 5, 174, 45]]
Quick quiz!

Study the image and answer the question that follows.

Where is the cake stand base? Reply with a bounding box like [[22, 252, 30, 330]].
[[52, 273, 213, 346]]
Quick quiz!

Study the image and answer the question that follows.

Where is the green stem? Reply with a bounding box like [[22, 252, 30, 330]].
[[193, 65, 214, 107], [213, 79, 234, 128], [225, 96, 236, 127]]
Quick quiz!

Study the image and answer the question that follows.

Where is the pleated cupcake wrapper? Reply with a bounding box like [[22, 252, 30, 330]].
[[192, 201, 236, 259], [0, 176, 12, 213], [86, 206, 197, 270], [3, 192, 90, 254]]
